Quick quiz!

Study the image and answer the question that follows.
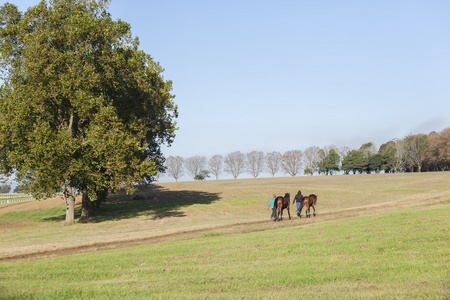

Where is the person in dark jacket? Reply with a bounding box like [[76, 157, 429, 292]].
[[293, 190, 304, 217]]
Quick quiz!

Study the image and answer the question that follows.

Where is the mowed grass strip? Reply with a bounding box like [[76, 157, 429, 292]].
[[1, 204, 448, 299]]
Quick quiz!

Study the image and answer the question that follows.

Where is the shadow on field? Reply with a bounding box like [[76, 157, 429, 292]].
[[58, 185, 222, 223]]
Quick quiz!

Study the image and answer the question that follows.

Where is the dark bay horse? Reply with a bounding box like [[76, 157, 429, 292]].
[[276, 193, 291, 221], [300, 194, 318, 218]]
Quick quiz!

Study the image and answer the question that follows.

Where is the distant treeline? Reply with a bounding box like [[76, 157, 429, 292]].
[[164, 127, 450, 181]]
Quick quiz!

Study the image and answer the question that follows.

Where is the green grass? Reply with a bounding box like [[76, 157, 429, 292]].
[[1, 203, 448, 299], [1, 172, 449, 298], [0, 206, 69, 221]]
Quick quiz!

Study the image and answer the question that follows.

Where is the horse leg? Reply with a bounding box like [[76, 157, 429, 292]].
[[312, 205, 316, 217], [287, 205, 291, 220]]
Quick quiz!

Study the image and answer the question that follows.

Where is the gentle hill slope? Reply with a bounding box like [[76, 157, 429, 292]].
[[1, 199, 448, 299], [0, 172, 449, 261]]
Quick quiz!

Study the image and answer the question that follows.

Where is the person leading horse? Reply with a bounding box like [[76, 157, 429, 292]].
[[292, 190, 304, 217]]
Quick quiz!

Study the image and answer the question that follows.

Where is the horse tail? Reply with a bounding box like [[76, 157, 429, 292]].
[[276, 197, 283, 209]]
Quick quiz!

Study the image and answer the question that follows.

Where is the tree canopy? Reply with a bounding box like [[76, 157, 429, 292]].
[[341, 150, 366, 174], [318, 149, 340, 175], [0, 183, 10, 193], [0, 0, 178, 222], [423, 128, 450, 171]]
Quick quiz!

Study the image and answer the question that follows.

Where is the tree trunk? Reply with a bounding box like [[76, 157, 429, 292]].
[[64, 186, 75, 223], [81, 193, 94, 219], [94, 188, 108, 209], [94, 198, 100, 209], [64, 113, 76, 223]]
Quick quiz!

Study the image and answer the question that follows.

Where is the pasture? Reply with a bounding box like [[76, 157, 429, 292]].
[[0, 172, 449, 299]]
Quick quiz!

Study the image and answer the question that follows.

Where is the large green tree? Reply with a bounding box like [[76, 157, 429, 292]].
[[341, 150, 366, 174], [368, 153, 382, 173], [0, 0, 178, 222], [378, 140, 396, 173], [318, 149, 340, 175]]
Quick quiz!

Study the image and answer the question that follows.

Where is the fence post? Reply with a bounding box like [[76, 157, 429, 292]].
[[0, 194, 35, 205]]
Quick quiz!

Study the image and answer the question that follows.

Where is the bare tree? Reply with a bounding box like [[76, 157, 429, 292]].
[[337, 146, 351, 167], [224, 151, 245, 179], [246, 151, 265, 178], [185, 155, 207, 180], [282, 150, 303, 176], [208, 155, 223, 180], [303, 146, 320, 175], [266, 151, 282, 177], [404, 134, 428, 172], [165, 156, 184, 182], [393, 138, 406, 173]]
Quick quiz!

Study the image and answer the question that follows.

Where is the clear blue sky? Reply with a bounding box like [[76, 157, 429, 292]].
[[11, 0, 450, 182]]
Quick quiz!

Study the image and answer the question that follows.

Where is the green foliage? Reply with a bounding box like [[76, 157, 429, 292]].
[[0, 1, 177, 214], [341, 150, 366, 174], [379, 141, 396, 173], [318, 149, 340, 175], [359, 142, 376, 157], [342, 141, 401, 175], [368, 153, 382, 173], [194, 170, 210, 181], [0, 183, 10, 193], [13, 184, 28, 194], [304, 167, 313, 176]]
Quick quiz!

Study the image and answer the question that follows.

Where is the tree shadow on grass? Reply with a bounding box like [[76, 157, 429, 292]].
[[44, 185, 221, 223]]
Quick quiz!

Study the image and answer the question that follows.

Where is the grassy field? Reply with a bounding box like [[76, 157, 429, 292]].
[[0, 172, 449, 298]]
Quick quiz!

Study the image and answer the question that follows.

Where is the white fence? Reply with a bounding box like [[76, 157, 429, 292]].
[[0, 194, 35, 205]]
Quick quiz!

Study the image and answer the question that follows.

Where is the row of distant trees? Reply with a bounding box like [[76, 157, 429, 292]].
[[164, 128, 450, 181]]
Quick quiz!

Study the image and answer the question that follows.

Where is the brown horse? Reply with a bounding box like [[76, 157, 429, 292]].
[[276, 193, 291, 221], [300, 194, 318, 218]]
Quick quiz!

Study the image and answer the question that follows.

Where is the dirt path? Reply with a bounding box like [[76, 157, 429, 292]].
[[1, 195, 448, 263]]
